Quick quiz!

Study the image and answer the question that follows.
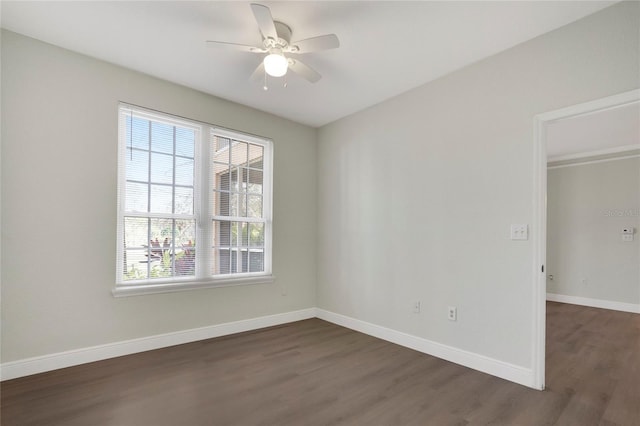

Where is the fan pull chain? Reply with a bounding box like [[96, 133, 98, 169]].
[[263, 69, 268, 91]]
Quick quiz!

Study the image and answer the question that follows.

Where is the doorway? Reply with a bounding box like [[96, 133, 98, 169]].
[[532, 89, 640, 390]]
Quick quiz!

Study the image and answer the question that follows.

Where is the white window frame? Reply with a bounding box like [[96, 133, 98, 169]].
[[114, 104, 273, 297]]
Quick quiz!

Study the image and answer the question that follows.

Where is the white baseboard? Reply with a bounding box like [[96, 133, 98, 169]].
[[547, 293, 640, 313], [2, 307, 538, 388], [0, 308, 316, 381], [315, 309, 535, 389]]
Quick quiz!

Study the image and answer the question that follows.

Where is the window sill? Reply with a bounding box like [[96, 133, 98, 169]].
[[112, 275, 275, 298]]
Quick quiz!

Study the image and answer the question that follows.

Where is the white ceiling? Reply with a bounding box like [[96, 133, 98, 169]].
[[1, 1, 617, 127], [547, 101, 640, 160]]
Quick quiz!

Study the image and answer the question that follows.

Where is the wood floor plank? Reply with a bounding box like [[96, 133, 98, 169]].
[[1, 302, 639, 425]]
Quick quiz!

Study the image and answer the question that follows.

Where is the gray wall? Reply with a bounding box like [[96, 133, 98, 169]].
[[317, 2, 639, 368], [2, 2, 640, 374], [1, 30, 317, 362], [547, 157, 640, 305]]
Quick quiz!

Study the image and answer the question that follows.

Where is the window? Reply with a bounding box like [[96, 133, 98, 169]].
[[115, 105, 273, 296]]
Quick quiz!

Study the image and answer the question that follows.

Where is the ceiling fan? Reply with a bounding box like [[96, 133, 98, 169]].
[[206, 3, 340, 87]]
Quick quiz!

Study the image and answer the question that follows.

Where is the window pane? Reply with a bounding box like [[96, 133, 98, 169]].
[[174, 219, 196, 247], [174, 187, 193, 215], [250, 158, 263, 170], [176, 127, 194, 157], [214, 191, 231, 216], [213, 162, 230, 191], [151, 121, 173, 154], [124, 217, 148, 248], [239, 193, 248, 217], [230, 167, 242, 192], [231, 193, 242, 216], [150, 185, 173, 214], [175, 157, 194, 186], [148, 219, 173, 278], [214, 220, 232, 246], [151, 153, 173, 184], [175, 219, 196, 277], [247, 195, 262, 218], [249, 250, 264, 273], [240, 222, 249, 246], [220, 248, 247, 274], [125, 182, 148, 212], [175, 241, 195, 277], [149, 219, 173, 247], [123, 249, 149, 281], [213, 248, 231, 275], [213, 221, 251, 247], [126, 218, 197, 279], [218, 138, 230, 151], [126, 149, 149, 182], [248, 144, 263, 169], [238, 249, 248, 273], [230, 141, 248, 167], [129, 116, 149, 150], [249, 223, 264, 247], [247, 169, 263, 194], [213, 136, 230, 165], [230, 222, 239, 246]]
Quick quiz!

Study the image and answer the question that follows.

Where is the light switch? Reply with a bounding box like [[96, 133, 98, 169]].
[[510, 224, 528, 241], [622, 227, 634, 242]]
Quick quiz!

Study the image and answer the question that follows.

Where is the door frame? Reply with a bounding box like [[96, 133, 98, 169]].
[[531, 88, 640, 390]]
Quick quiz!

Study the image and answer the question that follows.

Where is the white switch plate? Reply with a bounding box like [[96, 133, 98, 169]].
[[623, 234, 634, 242], [510, 224, 528, 240]]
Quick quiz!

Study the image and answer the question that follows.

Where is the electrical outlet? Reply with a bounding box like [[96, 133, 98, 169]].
[[510, 224, 528, 240], [413, 301, 421, 313], [447, 306, 457, 321]]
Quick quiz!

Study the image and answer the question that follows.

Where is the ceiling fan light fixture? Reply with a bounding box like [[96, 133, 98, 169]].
[[206, 4, 338, 84], [264, 51, 288, 77]]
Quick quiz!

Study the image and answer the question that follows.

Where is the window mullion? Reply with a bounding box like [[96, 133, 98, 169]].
[[147, 117, 152, 218], [146, 119, 152, 279], [171, 127, 177, 275], [195, 127, 209, 280], [263, 138, 273, 276]]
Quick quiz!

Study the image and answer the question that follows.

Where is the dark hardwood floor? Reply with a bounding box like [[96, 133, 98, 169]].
[[1, 302, 639, 425]]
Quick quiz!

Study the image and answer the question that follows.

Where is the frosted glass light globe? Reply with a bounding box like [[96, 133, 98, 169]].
[[264, 53, 288, 77]]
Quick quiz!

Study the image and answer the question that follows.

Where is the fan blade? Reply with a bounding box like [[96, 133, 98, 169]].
[[250, 62, 265, 83], [250, 3, 278, 41], [206, 40, 265, 53], [291, 34, 339, 53], [288, 58, 321, 83]]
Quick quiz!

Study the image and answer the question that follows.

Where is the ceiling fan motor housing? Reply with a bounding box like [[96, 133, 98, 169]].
[[271, 21, 293, 49]]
